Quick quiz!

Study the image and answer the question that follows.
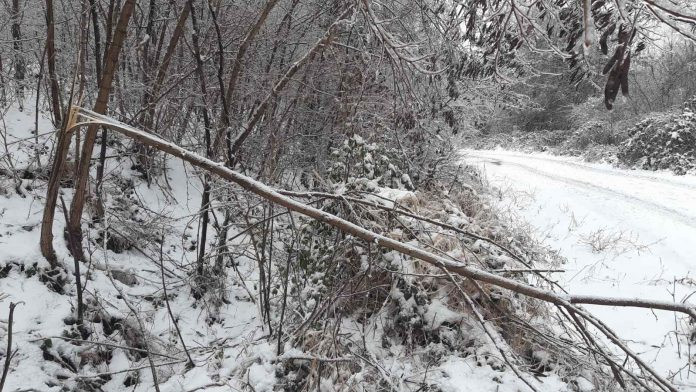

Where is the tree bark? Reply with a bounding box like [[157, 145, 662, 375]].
[[45, 0, 62, 125], [11, 0, 25, 103], [187, 0, 213, 276], [40, 106, 78, 267], [65, 0, 136, 261]]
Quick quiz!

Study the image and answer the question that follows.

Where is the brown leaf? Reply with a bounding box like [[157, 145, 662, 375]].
[[620, 53, 631, 96], [604, 62, 621, 110], [599, 23, 616, 55], [603, 47, 621, 75]]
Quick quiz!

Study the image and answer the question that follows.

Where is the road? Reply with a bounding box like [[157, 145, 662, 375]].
[[464, 149, 696, 386]]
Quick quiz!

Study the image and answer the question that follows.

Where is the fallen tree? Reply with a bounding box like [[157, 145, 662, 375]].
[[60, 106, 693, 391]]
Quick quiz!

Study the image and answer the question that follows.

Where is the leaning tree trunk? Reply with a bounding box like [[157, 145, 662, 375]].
[[40, 0, 136, 264], [64, 106, 692, 392], [144, 2, 190, 128], [207, 0, 281, 162], [67, 0, 136, 260], [228, 8, 352, 167], [134, 2, 191, 182]]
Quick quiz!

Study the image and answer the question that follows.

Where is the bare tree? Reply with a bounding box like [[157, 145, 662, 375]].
[[10, 0, 25, 106], [45, 0, 62, 125], [41, 0, 137, 264]]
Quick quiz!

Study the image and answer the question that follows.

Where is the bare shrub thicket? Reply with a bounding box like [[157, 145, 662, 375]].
[[0, 0, 695, 390]]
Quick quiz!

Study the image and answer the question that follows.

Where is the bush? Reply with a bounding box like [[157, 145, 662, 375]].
[[327, 135, 414, 191], [617, 103, 696, 174], [562, 121, 622, 152]]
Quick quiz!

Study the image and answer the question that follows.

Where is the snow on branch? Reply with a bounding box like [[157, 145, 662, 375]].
[[68, 106, 691, 391], [69, 106, 696, 321]]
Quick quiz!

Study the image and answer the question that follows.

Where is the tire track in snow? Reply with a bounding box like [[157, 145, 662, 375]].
[[466, 152, 696, 229], [464, 150, 696, 192]]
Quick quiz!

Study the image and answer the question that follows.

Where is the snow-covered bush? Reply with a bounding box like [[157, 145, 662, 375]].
[[618, 103, 696, 174], [327, 135, 414, 191], [563, 121, 622, 150], [473, 121, 626, 159]]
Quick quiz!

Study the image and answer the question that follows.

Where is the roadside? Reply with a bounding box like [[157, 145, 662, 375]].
[[467, 95, 696, 176], [465, 148, 696, 386]]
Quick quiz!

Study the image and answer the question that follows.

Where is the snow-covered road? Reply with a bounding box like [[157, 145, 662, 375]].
[[465, 149, 696, 387]]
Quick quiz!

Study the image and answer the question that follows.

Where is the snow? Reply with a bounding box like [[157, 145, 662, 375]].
[[0, 100, 264, 391], [5, 96, 692, 390], [437, 356, 569, 392], [248, 363, 276, 391], [465, 148, 696, 387], [423, 298, 464, 329]]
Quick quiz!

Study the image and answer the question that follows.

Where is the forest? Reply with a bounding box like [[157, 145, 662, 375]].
[[1, 0, 696, 391]]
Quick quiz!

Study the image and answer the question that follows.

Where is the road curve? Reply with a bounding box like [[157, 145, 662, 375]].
[[463, 149, 696, 382], [464, 150, 696, 229]]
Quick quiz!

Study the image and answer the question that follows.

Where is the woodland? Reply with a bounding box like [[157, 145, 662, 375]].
[[1, 0, 696, 391]]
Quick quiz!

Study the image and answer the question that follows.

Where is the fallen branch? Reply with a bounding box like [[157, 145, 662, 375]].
[[277, 189, 567, 291], [68, 106, 696, 317], [570, 296, 696, 319], [75, 359, 186, 379], [69, 107, 687, 391], [279, 355, 355, 363]]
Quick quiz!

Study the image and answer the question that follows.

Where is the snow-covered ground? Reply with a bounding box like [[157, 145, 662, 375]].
[[2, 101, 585, 392], [465, 149, 696, 388], [4, 96, 694, 391], [0, 100, 263, 391]]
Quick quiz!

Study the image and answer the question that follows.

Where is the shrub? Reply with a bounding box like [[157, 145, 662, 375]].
[[563, 121, 621, 152], [327, 135, 414, 191], [617, 104, 696, 174]]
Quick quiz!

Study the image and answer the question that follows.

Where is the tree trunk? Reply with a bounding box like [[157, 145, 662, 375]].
[[146, 3, 190, 127], [0, 55, 5, 104], [210, 0, 282, 160], [90, 0, 109, 220], [135, 2, 190, 181], [187, 0, 213, 277], [45, 0, 62, 125], [63, 0, 136, 261], [11, 0, 25, 104], [40, 104, 78, 267]]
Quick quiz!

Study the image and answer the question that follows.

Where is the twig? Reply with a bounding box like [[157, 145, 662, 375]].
[[158, 237, 195, 369], [102, 221, 162, 392], [0, 302, 22, 392], [28, 336, 181, 361], [76, 359, 186, 379], [279, 355, 355, 363]]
